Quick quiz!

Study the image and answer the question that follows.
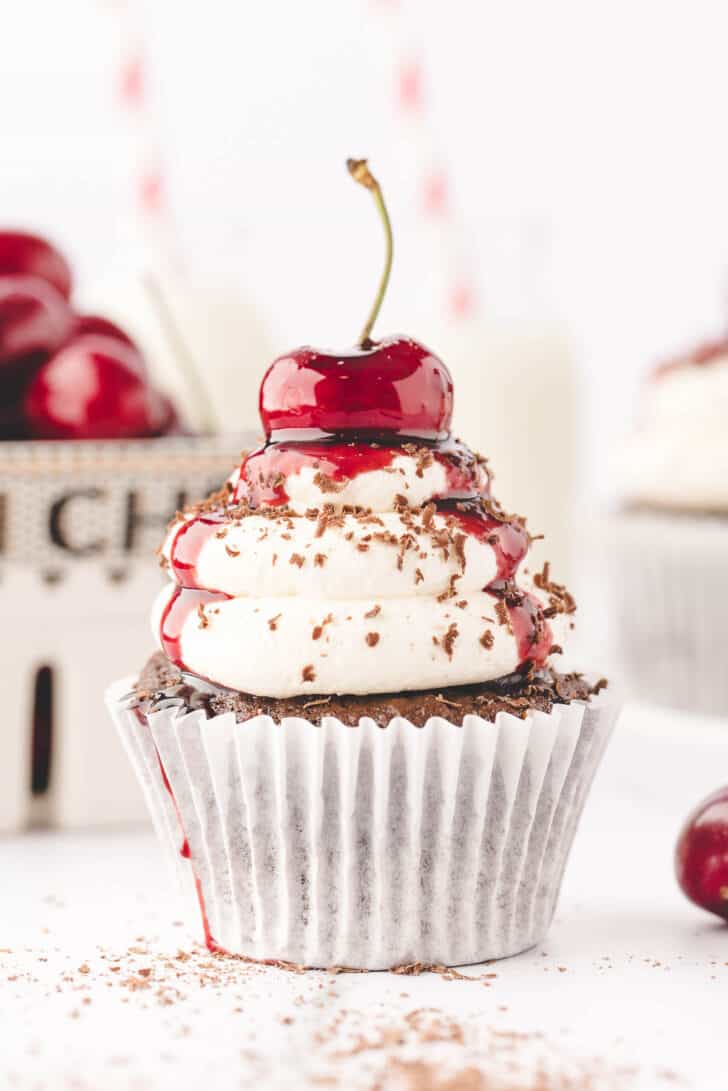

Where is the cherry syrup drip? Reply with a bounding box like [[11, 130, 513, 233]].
[[168, 512, 227, 590], [160, 586, 231, 671], [153, 741, 220, 950], [488, 582, 553, 668], [435, 498, 551, 668], [234, 433, 489, 509]]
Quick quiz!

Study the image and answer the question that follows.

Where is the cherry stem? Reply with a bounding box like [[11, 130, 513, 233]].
[[347, 158, 393, 348]]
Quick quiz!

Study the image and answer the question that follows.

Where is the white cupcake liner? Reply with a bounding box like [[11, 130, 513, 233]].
[[608, 510, 728, 716], [106, 679, 617, 969]]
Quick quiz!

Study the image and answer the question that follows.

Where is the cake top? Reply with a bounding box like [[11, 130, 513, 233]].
[[151, 160, 577, 699]]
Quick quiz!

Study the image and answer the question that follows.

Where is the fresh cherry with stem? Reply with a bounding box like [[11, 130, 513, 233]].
[[258, 158, 453, 441]]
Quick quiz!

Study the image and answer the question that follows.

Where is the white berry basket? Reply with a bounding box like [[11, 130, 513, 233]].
[[0, 435, 253, 832]]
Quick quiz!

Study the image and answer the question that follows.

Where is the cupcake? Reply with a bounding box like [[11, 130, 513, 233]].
[[107, 160, 617, 969], [611, 336, 728, 715]]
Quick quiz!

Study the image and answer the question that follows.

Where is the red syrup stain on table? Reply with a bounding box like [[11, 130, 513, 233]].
[[168, 512, 226, 589], [159, 586, 231, 670], [234, 433, 488, 508]]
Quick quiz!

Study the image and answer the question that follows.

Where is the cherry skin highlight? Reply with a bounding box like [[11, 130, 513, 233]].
[[0, 232, 72, 299], [259, 335, 453, 440], [0, 275, 74, 367], [675, 786, 728, 921], [71, 314, 138, 351], [23, 333, 175, 440]]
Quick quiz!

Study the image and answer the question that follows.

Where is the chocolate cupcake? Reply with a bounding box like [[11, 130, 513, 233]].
[[107, 161, 617, 968], [611, 336, 728, 715]]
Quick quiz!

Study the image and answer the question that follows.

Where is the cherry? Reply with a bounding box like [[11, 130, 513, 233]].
[[0, 276, 75, 439], [259, 335, 453, 438], [24, 333, 176, 440], [258, 159, 453, 440], [72, 314, 138, 350], [675, 786, 728, 921], [0, 275, 74, 366], [0, 232, 72, 299]]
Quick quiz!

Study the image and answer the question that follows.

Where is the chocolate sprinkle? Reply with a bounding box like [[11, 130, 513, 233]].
[[135, 653, 604, 729]]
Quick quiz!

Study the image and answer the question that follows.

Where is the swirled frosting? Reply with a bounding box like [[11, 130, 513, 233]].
[[153, 437, 575, 698], [619, 338, 728, 511]]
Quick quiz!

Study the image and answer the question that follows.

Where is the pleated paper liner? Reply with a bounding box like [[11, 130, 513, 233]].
[[608, 509, 728, 716], [107, 679, 617, 970]]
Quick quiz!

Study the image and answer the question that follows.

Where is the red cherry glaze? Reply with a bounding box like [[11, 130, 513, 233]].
[[0, 275, 74, 366], [23, 333, 175, 440], [676, 787, 728, 921], [436, 499, 528, 582], [0, 232, 72, 299], [259, 335, 453, 439], [153, 738, 220, 949], [234, 435, 487, 509], [159, 586, 231, 670], [72, 314, 138, 350], [168, 513, 226, 589]]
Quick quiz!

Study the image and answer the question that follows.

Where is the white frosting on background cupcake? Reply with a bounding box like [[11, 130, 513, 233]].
[[619, 343, 728, 511]]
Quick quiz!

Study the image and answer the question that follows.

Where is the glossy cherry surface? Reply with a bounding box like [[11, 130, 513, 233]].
[[0, 276, 74, 366], [675, 786, 728, 921], [259, 335, 453, 439], [24, 333, 175, 440], [72, 314, 138, 350], [0, 232, 72, 299]]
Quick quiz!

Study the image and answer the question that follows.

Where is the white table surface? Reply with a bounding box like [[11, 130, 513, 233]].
[[2, 701, 727, 1090]]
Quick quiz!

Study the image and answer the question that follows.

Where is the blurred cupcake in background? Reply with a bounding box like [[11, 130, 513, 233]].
[[610, 336, 728, 716]]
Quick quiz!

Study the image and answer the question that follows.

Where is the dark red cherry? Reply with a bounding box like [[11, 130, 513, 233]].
[[0, 232, 72, 299], [24, 333, 175, 440], [675, 786, 728, 921], [0, 276, 74, 367], [72, 314, 138, 350], [259, 335, 453, 439]]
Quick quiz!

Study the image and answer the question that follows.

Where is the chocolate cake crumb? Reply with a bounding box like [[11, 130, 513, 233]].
[[414, 568, 424, 585], [197, 604, 209, 629], [534, 561, 577, 616], [365, 632, 380, 647], [442, 623, 458, 659], [224, 544, 240, 558], [268, 614, 282, 632], [494, 601, 509, 628], [135, 653, 605, 728], [289, 553, 305, 568], [364, 605, 381, 619], [314, 553, 327, 567], [480, 629, 494, 649], [313, 471, 347, 494], [301, 665, 316, 683]]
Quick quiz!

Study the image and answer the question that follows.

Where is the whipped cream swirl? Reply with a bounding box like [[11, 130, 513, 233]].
[[153, 438, 574, 698], [619, 340, 728, 512]]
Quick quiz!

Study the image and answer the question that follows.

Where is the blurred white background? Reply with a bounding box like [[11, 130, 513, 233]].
[[4, 0, 728, 506]]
